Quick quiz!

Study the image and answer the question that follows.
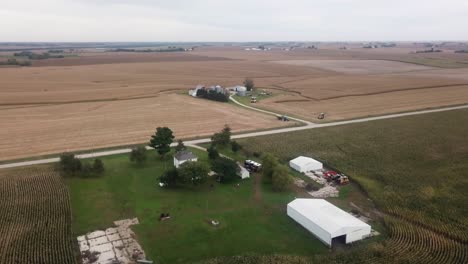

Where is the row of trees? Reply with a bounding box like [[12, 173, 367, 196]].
[[196, 89, 230, 102], [59, 153, 104, 178], [0, 58, 31, 66]]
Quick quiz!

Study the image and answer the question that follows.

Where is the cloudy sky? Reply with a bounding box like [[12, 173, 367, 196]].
[[1, 0, 467, 42]]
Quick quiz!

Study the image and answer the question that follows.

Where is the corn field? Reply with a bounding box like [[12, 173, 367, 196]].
[[0, 166, 77, 264]]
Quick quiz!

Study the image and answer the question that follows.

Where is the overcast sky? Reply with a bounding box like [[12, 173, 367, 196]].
[[1, 0, 467, 42]]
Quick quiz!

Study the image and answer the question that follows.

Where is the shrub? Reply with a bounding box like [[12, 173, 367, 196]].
[[231, 141, 241, 152], [207, 145, 220, 160], [92, 159, 105, 174], [59, 153, 82, 176], [130, 146, 147, 164]]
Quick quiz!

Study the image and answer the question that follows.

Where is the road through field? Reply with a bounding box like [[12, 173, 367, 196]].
[[1, 101, 467, 169]]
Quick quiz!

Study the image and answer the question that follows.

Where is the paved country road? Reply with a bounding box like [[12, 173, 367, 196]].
[[1, 99, 467, 170]]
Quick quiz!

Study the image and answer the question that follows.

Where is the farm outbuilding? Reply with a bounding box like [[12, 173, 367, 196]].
[[174, 151, 198, 168], [238, 165, 250, 179], [287, 199, 371, 248], [235, 86, 247, 96], [289, 156, 323, 172]]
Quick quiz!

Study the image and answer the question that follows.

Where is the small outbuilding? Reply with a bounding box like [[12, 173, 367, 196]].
[[238, 165, 250, 179], [235, 86, 247, 96], [289, 156, 323, 172], [174, 151, 198, 168], [287, 199, 371, 247]]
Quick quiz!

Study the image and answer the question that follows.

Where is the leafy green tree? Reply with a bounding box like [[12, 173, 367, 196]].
[[159, 168, 179, 186], [211, 125, 231, 146], [231, 141, 241, 152], [81, 163, 94, 178], [129, 146, 147, 164], [244, 78, 254, 91], [149, 127, 174, 158], [262, 153, 278, 182], [92, 159, 105, 174], [211, 157, 239, 183], [175, 140, 186, 152], [207, 145, 220, 160], [59, 153, 82, 176], [178, 162, 209, 186], [272, 164, 293, 192]]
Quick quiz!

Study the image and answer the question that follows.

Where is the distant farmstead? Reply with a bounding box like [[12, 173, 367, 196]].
[[174, 151, 198, 168]]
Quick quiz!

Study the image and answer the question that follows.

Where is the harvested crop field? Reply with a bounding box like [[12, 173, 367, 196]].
[[0, 166, 76, 264], [2, 47, 468, 160], [0, 94, 291, 161], [257, 85, 468, 121], [272, 60, 435, 74]]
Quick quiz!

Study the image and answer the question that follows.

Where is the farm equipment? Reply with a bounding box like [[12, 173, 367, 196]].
[[276, 115, 290, 121], [244, 160, 262, 172], [323, 170, 338, 181], [332, 175, 349, 185], [318, 112, 325, 119]]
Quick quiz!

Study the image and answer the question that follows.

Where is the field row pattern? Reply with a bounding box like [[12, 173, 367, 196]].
[[0, 167, 77, 264]]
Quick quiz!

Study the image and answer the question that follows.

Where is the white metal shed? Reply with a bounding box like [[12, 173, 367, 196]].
[[289, 156, 323, 172], [287, 199, 371, 247]]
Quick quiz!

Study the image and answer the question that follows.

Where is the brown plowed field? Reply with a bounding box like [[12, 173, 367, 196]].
[[2, 47, 468, 160], [0, 94, 291, 161]]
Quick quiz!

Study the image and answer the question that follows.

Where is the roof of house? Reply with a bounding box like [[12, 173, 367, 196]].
[[174, 151, 197, 161], [288, 199, 370, 235], [290, 156, 322, 167]]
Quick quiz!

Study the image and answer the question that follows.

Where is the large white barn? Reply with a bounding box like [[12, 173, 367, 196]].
[[289, 156, 323, 172], [287, 199, 371, 247]]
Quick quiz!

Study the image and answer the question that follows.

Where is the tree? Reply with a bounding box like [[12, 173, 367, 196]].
[[272, 164, 293, 192], [244, 78, 254, 91], [231, 141, 241, 152], [59, 153, 82, 176], [211, 157, 239, 183], [211, 125, 231, 146], [149, 127, 174, 158], [207, 145, 220, 160], [175, 140, 186, 152], [159, 167, 179, 187], [262, 153, 278, 182], [129, 146, 147, 164], [178, 162, 209, 186], [92, 159, 105, 174]]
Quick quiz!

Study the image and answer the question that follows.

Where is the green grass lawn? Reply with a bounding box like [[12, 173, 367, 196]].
[[67, 148, 327, 264]]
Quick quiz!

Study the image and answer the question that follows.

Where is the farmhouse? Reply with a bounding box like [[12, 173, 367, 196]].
[[289, 156, 323, 172], [287, 199, 371, 247], [174, 151, 198, 168]]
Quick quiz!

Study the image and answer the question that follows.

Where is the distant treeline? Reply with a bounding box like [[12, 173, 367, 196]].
[[415, 48, 442, 53], [14, 51, 65, 60], [0, 58, 31, 66], [196, 89, 229, 102], [454, 50, 468, 53], [109, 47, 186, 53]]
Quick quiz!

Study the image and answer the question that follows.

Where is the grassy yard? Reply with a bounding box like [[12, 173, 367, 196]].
[[67, 148, 327, 264], [236, 108, 468, 263]]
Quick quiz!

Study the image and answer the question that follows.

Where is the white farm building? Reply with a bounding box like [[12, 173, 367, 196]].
[[287, 199, 371, 247], [289, 156, 323, 172], [174, 151, 198, 168]]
